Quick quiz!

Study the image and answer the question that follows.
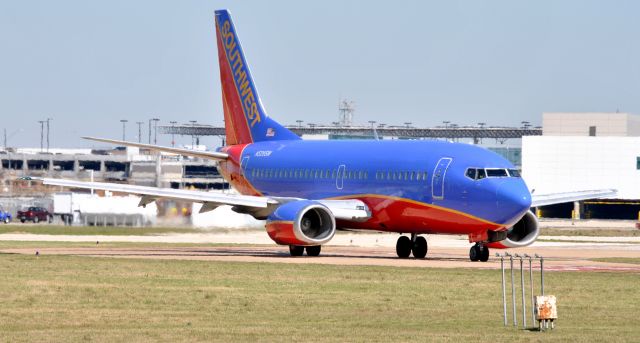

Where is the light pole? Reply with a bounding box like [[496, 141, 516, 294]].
[[38, 120, 45, 152], [189, 120, 197, 148], [120, 119, 128, 141], [296, 120, 303, 128], [148, 119, 152, 144], [152, 118, 160, 144], [46, 118, 52, 152], [169, 121, 177, 147], [443, 121, 450, 128], [136, 121, 143, 143]]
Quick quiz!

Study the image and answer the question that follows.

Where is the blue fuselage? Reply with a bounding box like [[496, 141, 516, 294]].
[[221, 139, 532, 233]]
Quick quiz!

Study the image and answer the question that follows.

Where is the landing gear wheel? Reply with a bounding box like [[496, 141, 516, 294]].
[[396, 236, 412, 258], [305, 245, 321, 257], [469, 245, 480, 262], [412, 236, 428, 259], [479, 245, 490, 262], [289, 245, 304, 256]]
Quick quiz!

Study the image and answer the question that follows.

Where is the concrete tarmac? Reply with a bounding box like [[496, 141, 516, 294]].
[[1, 230, 639, 272]]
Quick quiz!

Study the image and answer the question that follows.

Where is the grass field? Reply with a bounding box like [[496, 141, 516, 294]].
[[1, 252, 639, 342]]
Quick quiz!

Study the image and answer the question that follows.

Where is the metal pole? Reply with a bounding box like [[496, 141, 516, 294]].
[[136, 122, 143, 143], [148, 119, 152, 144], [120, 119, 128, 141], [498, 253, 507, 326], [38, 120, 45, 152], [526, 254, 535, 325], [517, 254, 526, 328], [507, 253, 517, 326], [46, 118, 52, 152]]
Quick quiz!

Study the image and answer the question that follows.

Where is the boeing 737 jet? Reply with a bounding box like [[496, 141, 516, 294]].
[[37, 10, 615, 261]]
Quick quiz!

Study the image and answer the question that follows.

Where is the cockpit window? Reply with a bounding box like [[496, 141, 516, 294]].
[[466, 167, 521, 180], [465, 168, 477, 179], [477, 169, 486, 180], [486, 169, 508, 177]]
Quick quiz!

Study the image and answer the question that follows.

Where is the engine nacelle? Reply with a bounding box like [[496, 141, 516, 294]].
[[487, 211, 540, 249], [265, 200, 336, 246]]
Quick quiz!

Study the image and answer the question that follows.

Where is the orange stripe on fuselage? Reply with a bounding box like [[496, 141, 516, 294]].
[[327, 193, 504, 235]]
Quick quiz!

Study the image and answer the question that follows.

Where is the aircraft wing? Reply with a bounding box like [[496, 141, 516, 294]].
[[83, 136, 228, 160], [36, 178, 370, 221], [531, 189, 617, 207]]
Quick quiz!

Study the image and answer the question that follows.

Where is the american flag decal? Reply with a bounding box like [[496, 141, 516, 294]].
[[266, 128, 275, 137]]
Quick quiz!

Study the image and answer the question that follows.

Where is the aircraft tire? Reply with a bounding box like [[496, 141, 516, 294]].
[[412, 236, 428, 259], [289, 245, 304, 257], [469, 245, 480, 262], [305, 245, 321, 257], [396, 236, 412, 258], [479, 245, 490, 262]]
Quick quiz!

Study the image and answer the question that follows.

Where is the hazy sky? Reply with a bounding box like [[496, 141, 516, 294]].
[[1, 0, 639, 148]]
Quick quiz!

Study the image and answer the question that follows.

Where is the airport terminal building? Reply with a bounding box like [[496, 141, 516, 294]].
[[523, 112, 640, 219]]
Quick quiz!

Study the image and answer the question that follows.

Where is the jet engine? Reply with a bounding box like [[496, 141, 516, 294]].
[[265, 200, 336, 246], [487, 211, 540, 249]]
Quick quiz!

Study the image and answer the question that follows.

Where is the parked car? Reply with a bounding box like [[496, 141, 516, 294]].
[[17, 207, 52, 223], [0, 206, 11, 223]]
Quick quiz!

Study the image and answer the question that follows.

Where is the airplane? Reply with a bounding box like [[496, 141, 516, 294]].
[[36, 9, 616, 261]]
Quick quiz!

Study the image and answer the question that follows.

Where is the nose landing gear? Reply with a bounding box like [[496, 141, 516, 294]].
[[469, 243, 489, 262], [395, 234, 428, 259]]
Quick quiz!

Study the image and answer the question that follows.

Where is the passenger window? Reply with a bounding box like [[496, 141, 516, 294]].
[[359, 171, 364, 179], [410, 171, 415, 181], [422, 172, 428, 181]]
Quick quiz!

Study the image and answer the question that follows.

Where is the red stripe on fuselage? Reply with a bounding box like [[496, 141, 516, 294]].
[[216, 23, 252, 145], [333, 195, 503, 235]]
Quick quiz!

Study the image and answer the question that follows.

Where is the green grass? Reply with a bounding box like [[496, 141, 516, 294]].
[[0, 253, 639, 342], [541, 228, 640, 237], [591, 258, 640, 265], [0, 224, 204, 236]]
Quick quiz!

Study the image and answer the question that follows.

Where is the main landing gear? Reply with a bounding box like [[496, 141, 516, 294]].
[[396, 234, 428, 259], [289, 245, 321, 257], [469, 243, 489, 262]]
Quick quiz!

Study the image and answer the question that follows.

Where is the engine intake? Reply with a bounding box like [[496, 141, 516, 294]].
[[487, 211, 539, 249], [265, 200, 336, 246]]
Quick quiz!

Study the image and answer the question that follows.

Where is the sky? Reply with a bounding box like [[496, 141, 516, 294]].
[[1, 0, 639, 148]]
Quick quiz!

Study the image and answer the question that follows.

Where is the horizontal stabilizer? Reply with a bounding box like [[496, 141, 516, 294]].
[[39, 178, 274, 209], [83, 137, 228, 160]]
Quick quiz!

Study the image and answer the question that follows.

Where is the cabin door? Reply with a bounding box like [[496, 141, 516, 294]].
[[432, 157, 452, 200], [336, 164, 345, 190]]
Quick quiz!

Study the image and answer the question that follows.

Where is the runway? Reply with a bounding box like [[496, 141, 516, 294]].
[[2, 231, 639, 272]]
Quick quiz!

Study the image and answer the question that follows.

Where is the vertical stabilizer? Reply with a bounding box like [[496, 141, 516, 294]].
[[215, 10, 300, 145]]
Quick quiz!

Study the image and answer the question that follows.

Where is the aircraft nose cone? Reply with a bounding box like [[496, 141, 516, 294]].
[[496, 182, 532, 221]]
